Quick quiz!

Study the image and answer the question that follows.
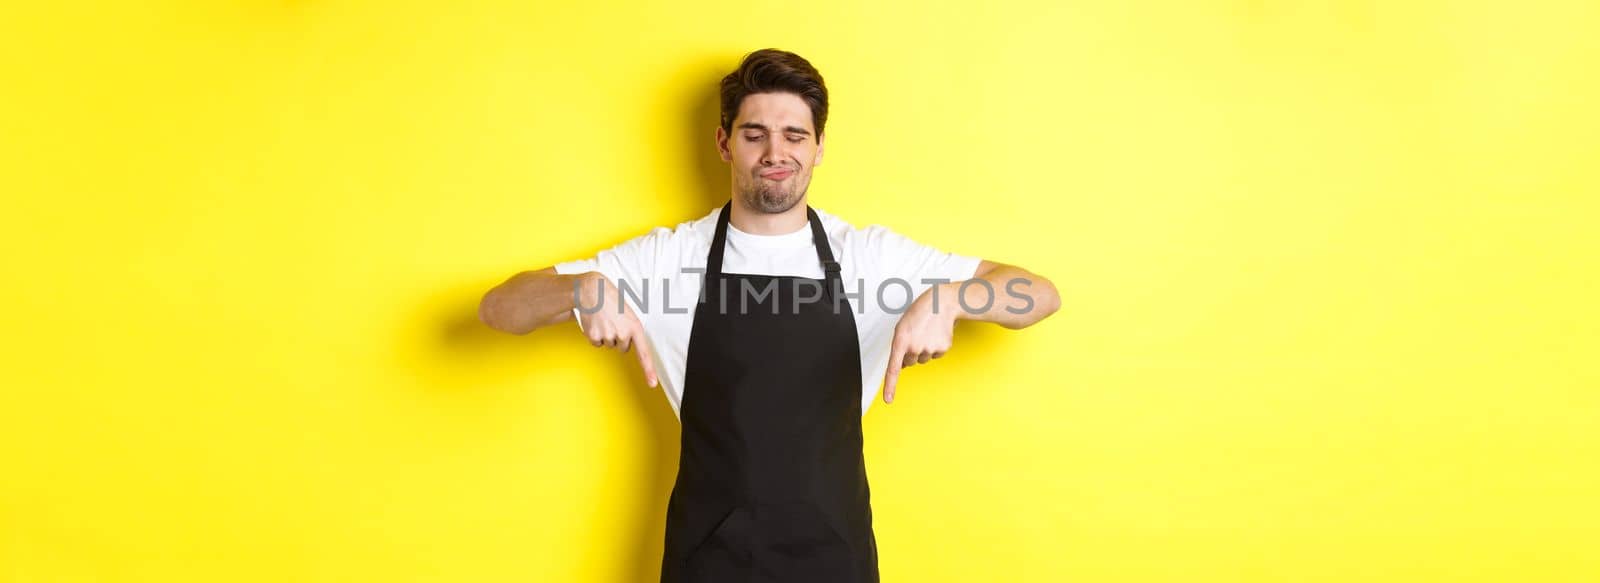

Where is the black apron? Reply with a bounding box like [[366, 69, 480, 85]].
[[660, 201, 879, 582]]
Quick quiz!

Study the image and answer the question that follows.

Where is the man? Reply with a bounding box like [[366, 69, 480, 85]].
[[479, 48, 1059, 583]]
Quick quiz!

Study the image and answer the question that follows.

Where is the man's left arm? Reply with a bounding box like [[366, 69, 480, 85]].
[[882, 260, 1061, 404]]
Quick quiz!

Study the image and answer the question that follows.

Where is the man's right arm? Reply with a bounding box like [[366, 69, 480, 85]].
[[478, 266, 659, 387], [478, 266, 600, 335]]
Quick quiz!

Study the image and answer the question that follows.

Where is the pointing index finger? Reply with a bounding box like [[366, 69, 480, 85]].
[[884, 342, 906, 404], [633, 329, 659, 388]]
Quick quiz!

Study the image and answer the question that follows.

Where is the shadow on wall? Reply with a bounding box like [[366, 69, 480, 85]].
[[429, 285, 683, 582], [408, 54, 742, 582], [678, 55, 735, 212]]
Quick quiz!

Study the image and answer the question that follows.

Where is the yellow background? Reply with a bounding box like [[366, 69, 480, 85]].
[[3, 1, 1597, 581]]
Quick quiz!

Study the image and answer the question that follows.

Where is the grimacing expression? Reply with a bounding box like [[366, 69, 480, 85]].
[[717, 92, 824, 214]]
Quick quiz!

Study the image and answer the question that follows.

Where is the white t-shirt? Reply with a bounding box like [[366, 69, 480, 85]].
[[554, 205, 982, 419]]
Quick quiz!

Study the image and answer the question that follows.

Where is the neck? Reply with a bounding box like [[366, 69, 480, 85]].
[[728, 196, 809, 235]]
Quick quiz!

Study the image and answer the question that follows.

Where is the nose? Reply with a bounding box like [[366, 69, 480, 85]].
[[759, 137, 787, 167]]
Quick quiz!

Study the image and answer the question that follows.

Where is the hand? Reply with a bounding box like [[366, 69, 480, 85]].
[[883, 283, 959, 404], [576, 273, 659, 388]]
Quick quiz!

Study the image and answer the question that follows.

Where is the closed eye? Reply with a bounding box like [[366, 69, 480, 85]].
[[744, 135, 807, 143]]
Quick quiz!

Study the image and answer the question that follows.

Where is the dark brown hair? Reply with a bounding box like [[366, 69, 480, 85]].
[[719, 49, 829, 137]]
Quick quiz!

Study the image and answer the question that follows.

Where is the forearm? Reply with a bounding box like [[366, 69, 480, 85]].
[[936, 263, 1060, 329], [478, 267, 602, 335]]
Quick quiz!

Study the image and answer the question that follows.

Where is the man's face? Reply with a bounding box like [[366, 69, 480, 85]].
[[717, 92, 825, 214]]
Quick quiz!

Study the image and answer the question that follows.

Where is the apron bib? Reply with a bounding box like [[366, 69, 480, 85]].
[[659, 201, 879, 583]]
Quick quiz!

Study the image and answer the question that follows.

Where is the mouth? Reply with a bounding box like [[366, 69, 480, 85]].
[[760, 168, 795, 181]]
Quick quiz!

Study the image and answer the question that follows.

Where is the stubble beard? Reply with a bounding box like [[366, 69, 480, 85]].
[[738, 172, 806, 214]]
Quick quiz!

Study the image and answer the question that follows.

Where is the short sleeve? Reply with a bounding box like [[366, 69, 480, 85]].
[[552, 226, 674, 332], [859, 225, 982, 292]]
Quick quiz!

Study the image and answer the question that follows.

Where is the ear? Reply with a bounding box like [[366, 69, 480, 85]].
[[716, 126, 732, 163], [813, 132, 825, 167]]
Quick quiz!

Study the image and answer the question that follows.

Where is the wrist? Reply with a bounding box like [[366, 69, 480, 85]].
[[933, 282, 964, 321], [573, 271, 607, 307]]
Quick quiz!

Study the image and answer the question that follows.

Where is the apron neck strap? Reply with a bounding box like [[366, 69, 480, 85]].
[[806, 206, 841, 282], [706, 200, 839, 284]]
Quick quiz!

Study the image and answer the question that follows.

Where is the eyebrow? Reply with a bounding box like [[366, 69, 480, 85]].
[[737, 122, 812, 136]]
